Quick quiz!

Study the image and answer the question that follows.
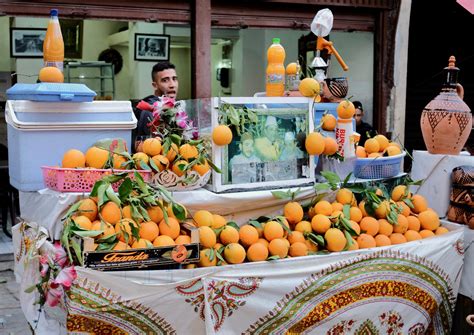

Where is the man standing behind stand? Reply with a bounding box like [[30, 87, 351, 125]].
[[133, 62, 179, 147], [353, 101, 376, 146]]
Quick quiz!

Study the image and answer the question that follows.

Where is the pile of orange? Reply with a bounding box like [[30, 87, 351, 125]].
[[356, 134, 402, 158], [135, 137, 210, 177], [72, 197, 193, 251], [61, 145, 130, 170]]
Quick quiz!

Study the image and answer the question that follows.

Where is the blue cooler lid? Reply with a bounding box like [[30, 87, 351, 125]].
[[6, 83, 97, 102]]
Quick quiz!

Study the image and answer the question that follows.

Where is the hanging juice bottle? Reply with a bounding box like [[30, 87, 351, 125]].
[[266, 38, 286, 97], [43, 9, 64, 71]]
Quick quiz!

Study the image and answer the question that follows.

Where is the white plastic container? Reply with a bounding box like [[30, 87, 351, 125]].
[[6, 100, 137, 191]]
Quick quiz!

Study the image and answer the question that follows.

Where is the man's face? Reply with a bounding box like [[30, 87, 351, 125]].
[[265, 125, 279, 142], [354, 108, 363, 125], [241, 139, 254, 158], [148, 40, 159, 54], [152, 68, 179, 99]]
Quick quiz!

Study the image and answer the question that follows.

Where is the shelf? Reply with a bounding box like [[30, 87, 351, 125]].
[[64, 63, 115, 99], [69, 76, 114, 79]]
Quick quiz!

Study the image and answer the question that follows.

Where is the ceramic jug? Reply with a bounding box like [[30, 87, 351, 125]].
[[420, 56, 472, 155]]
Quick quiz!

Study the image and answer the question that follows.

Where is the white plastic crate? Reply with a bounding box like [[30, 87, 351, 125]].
[[6, 100, 137, 191]]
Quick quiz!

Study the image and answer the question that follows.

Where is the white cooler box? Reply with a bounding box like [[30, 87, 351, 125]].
[[6, 100, 137, 192]]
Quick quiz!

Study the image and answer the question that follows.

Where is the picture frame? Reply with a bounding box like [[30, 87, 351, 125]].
[[10, 28, 46, 58], [61, 19, 83, 59], [209, 97, 315, 193], [134, 33, 170, 62]]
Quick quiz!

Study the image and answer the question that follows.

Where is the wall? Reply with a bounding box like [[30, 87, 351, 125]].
[[0, 17, 10, 72]]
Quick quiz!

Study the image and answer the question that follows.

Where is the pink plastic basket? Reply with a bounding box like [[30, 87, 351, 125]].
[[41, 166, 152, 193]]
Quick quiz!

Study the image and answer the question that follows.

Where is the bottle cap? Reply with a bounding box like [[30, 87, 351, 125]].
[[50, 9, 59, 17], [272, 38, 280, 44]]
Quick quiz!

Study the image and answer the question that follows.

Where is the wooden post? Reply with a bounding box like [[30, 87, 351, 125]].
[[191, 0, 211, 98]]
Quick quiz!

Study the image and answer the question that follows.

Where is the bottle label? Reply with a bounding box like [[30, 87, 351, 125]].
[[267, 74, 284, 84], [44, 61, 63, 72]]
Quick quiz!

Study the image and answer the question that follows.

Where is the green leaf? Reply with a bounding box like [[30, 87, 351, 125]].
[[340, 217, 359, 236], [215, 249, 226, 263], [403, 197, 414, 209], [208, 248, 215, 262], [90, 180, 105, 198], [314, 183, 330, 192], [307, 233, 325, 247], [172, 203, 186, 221], [96, 233, 117, 244], [207, 159, 222, 174], [271, 190, 291, 200], [118, 178, 133, 201], [148, 156, 160, 172], [170, 134, 182, 146], [227, 221, 240, 231], [63, 200, 82, 219], [96, 242, 116, 251], [320, 171, 341, 186], [73, 230, 105, 238], [24, 284, 37, 294], [248, 220, 262, 229], [267, 255, 281, 261], [274, 216, 291, 234], [343, 230, 354, 250], [106, 185, 121, 207], [70, 238, 84, 266], [343, 204, 351, 220], [97, 183, 109, 207], [342, 172, 353, 187]]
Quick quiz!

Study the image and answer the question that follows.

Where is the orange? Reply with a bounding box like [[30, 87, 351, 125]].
[[321, 114, 337, 131], [325, 228, 347, 252], [358, 200, 368, 217], [393, 214, 409, 234], [198, 249, 217, 267], [219, 226, 240, 245], [85, 146, 110, 169], [288, 231, 306, 245], [389, 233, 407, 245], [113, 241, 129, 251], [295, 221, 312, 234], [163, 143, 179, 163], [336, 100, 355, 119], [289, 241, 308, 257], [411, 195, 428, 214], [357, 233, 376, 249], [356, 146, 367, 158], [247, 243, 269, 262], [142, 138, 162, 156], [158, 217, 181, 240], [374, 201, 390, 219], [368, 152, 382, 158], [62, 149, 86, 168], [199, 226, 217, 248], [193, 210, 214, 227], [347, 238, 359, 251], [284, 202, 304, 225], [223, 243, 246, 264], [112, 154, 128, 170], [378, 219, 393, 236], [39, 66, 64, 83], [91, 221, 115, 239], [311, 214, 331, 234], [349, 220, 361, 235], [419, 229, 435, 238], [359, 217, 379, 236], [263, 221, 284, 241], [212, 125, 233, 146], [139, 221, 159, 241], [323, 137, 338, 155], [268, 238, 289, 258], [364, 138, 380, 154], [153, 235, 176, 247], [375, 234, 392, 247], [100, 201, 122, 225], [391, 185, 410, 202], [386, 146, 402, 156], [115, 218, 138, 244], [77, 198, 98, 222], [298, 78, 320, 97], [330, 210, 344, 222], [73, 215, 92, 230], [373, 135, 390, 151], [418, 210, 440, 231], [305, 132, 325, 155], [397, 201, 411, 217], [286, 62, 300, 75], [171, 160, 188, 177], [314, 200, 333, 216], [305, 239, 318, 252], [175, 235, 192, 245], [151, 155, 169, 172], [349, 207, 363, 223], [147, 205, 164, 223], [192, 161, 210, 176], [239, 225, 259, 247], [336, 188, 354, 205], [211, 214, 227, 229], [435, 227, 449, 235], [404, 230, 422, 242], [131, 238, 152, 249], [331, 202, 344, 212], [407, 216, 421, 231], [257, 238, 269, 248], [179, 143, 199, 161], [132, 152, 149, 170]]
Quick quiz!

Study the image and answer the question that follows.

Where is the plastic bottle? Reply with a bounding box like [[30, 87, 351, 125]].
[[43, 9, 64, 71], [266, 38, 286, 97]]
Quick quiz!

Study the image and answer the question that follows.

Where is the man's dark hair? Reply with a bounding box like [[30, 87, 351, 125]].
[[353, 101, 363, 112], [151, 62, 175, 81]]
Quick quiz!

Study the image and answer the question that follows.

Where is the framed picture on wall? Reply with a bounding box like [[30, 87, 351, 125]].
[[10, 28, 46, 58], [134, 33, 170, 62]]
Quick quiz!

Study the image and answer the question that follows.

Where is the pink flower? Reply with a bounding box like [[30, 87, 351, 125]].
[[53, 265, 77, 289], [176, 111, 188, 129], [137, 100, 154, 111], [53, 242, 68, 268], [161, 96, 176, 109], [39, 255, 50, 277], [45, 284, 63, 307]]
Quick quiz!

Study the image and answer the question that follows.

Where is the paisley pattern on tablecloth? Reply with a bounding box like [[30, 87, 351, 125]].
[[245, 250, 455, 335], [176, 277, 262, 332], [66, 276, 176, 335]]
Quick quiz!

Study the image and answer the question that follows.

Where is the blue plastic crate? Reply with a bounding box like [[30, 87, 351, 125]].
[[354, 152, 406, 179], [7, 83, 96, 102]]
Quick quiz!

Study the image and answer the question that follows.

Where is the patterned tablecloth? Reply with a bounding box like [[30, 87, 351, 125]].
[[14, 222, 465, 335]]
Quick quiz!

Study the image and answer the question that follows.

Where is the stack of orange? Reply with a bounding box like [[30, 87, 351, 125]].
[[356, 134, 403, 158], [72, 197, 193, 251], [61, 145, 129, 170]]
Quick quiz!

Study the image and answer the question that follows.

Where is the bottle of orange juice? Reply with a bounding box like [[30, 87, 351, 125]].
[[43, 9, 64, 71], [266, 38, 286, 97]]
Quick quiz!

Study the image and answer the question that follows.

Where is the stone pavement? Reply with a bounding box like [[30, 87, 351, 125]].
[[0, 254, 31, 334]]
